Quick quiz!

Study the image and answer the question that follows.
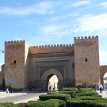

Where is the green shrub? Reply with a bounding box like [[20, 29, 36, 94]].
[[39, 94, 71, 101], [76, 91, 100, 97], [61, 88, 92, 92], [60, 88, 97, 98], [26, 99, 65, 107], [79, 96, 102, 100], [78, 88, 93, 92], [60, 90, 97, 98], [60, 88, 107, 107], [59, 91, 76, 98], [0, 103, 16, 107], [37, 88, 107, 107], [66, 99, 107, 107]]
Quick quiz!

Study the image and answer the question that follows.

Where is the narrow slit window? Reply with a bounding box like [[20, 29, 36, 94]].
[[14, 60, 16, 64], [85, 58, 88, 62]]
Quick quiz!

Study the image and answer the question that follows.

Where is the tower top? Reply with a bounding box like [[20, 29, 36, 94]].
[[74, 36, 98, 41], [74, 36, 98, 46], [5, 40, 25, 45]]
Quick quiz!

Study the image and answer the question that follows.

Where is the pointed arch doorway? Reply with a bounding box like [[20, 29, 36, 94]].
[[103, 72, 107, 89], [48, 74, 58, 91], [41, 68, 63, 91]]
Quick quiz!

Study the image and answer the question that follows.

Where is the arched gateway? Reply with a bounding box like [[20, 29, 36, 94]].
[[100, 66, 107, 85], [31, 55, 75, 91], [4, 36, 101, 90], [41, 68, 63, 90]]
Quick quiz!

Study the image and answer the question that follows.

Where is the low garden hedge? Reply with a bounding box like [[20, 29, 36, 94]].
[[0, 88, 106, 107], [78, 96, 102, 100], [60, 88, 101, 98], [59, 91, 76, 98], [39, 88, 107, 107], [66, 99, 107, 107], [39, 93, 71, 101], [0, 103, 16, 107], [26, 99, 66, 107]]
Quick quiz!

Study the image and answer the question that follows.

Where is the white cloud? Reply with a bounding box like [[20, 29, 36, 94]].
[[59, 0, 90, 9], [99, 51, 107, 65], [49, 12, 80, 23], [71, 0, 90, 7], [101, 2, 107, 8], [74, 13, 107, 35], [0, 1, 53, 15], [41, 24, 70, 37]]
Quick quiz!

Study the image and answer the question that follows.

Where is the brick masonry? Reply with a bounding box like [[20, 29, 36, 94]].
[[1, 36, 102, 90]]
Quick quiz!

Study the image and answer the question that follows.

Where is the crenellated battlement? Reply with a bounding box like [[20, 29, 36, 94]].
[[30, 44, 72, 48], [30, 44, 73, 54], [74, 36, 98, 46], [74, 36, 98, 40], [5, 40, 25, 45]]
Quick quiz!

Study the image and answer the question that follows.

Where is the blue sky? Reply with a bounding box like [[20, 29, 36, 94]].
[[0, 0, 107, 67]]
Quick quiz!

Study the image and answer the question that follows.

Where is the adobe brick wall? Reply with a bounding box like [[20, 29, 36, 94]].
[[4, 36, 101, 90], [4, 41, 29, 89], [74, 36, 100, 86], [0, 65, 4, 86]]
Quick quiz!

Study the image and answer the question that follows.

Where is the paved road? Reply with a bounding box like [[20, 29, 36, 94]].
[[0, 90, 107, 104], [0, 92, 46, 104]]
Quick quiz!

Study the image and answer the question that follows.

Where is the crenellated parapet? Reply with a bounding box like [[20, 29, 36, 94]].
[[30, 44, 72, 48], [30, 44, 73, 54], [74, 36, 98, 46], [5, 40, 25, 45], [5, 40, 26, 50], [74, 35, 98, 40]]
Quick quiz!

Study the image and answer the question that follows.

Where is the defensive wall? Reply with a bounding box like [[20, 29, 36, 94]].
[[0, 36, 105, 90]]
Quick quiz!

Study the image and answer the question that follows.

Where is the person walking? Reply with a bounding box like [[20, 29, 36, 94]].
[[99, 84, 103, 93], [93, 84, 97, 92]]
